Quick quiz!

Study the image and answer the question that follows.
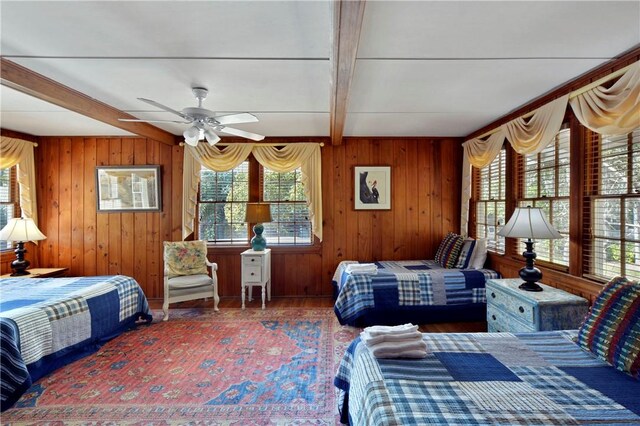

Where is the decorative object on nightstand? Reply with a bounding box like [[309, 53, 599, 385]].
[[498, 206, 562, 292], [0, 217, 47, 276], [245, 202, 272, 251], [241, 248, 271, 309], [486, 278, 588, 332]]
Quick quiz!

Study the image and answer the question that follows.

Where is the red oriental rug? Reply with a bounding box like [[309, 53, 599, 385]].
[[2, 308, 360, 425]]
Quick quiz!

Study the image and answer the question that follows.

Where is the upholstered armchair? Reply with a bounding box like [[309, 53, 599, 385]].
[[162, 240, 219, 321]]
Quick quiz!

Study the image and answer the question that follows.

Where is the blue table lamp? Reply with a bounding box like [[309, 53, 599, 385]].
[[245, 203, 272, 251]]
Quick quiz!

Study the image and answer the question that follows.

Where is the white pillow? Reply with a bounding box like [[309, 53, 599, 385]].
[[469, 238, 487, 269]]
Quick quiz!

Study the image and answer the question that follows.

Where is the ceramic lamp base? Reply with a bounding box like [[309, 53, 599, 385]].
[[250, 223, 267, 251]]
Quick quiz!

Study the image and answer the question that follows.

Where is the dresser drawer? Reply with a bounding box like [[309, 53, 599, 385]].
[[244, 266, 262, 282], [487, 286, 536, 327], [487, 306, 536, 333], [243, 255, 263, 267]]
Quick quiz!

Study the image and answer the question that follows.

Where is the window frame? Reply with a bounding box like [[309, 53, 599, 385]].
[[196, 155, 316, 248], [0, 165, 21, 252]]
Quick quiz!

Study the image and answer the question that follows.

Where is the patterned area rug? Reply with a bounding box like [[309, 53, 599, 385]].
[[3, 308, 360, 425]]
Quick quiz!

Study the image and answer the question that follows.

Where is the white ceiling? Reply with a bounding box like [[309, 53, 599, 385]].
[[1, 1, 639, 139]]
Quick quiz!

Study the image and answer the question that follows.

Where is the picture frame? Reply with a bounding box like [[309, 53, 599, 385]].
[[96, 166, 162, 212], [354, 166, 391, 210]]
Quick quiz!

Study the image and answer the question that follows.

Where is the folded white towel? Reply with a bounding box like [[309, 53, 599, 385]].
[[370, 339, 428, 359], [363, 323, 419, 337], [345, 263, 377, 275], [361, 329, 422, 346]]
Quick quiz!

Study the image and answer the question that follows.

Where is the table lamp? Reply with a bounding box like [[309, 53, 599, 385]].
[[0, 217, 47, 276], [245, 203, 272, 251], [497, 206, 561, 292]]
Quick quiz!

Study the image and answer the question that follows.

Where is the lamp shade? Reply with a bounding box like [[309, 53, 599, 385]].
[[0, 218, 46, 242], [498, 207, 561, 239], [245, 203, 272, 223]]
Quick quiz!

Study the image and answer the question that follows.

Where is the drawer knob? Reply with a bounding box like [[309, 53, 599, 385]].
[[251, 259, 255, 262], [491, 292, 496, 299], [251, 272, 255, 276], [519, 306, 525, 313], [491, 314, 496, 321]]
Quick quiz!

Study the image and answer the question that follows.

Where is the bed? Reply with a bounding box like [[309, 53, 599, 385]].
[[0, 275, 152, 411], [332, 260, 500, 326], [334, 330, 640, 425]]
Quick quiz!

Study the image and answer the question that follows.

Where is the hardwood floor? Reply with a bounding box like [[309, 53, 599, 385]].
[[150, 296, 488, 333]]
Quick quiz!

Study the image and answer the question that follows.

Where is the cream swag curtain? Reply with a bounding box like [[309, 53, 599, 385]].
[[0, 137, 38, 225], [182, 143, 322, 242], [570, 61, 640, 136], [459, 95, 569, 236], [460, 61, 640, 236]]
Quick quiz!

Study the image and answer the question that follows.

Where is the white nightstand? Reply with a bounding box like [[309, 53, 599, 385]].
[[241, 248, 271, 309], [486, 278, 589, 332]]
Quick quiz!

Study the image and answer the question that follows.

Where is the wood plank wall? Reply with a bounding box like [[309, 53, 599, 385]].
[[32, 136, 183, 299], [28, 136, 462, 301]]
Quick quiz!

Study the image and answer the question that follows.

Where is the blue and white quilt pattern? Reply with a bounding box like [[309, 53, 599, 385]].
[[0, 275, 152, 411], [335, 331, 640, 425], [333, 260, 500, 325]]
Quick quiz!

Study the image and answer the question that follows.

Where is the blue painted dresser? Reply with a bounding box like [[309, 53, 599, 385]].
[[486, 278, 589, 332]]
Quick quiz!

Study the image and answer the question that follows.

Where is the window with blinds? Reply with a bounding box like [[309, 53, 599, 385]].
[[516, 128, 571, 266], [198, 162, 250, 244], [584, 128, 640, 281], [0, 166, 20, 251], [475, 149, 506, 253], [197, 160, 312, 245], [262, 168, 312, 245]]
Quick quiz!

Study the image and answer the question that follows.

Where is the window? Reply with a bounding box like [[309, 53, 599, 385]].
[[263, 168, 312, 244], [584, 128, 640, 281], [0, 166, 20, 250], [475, 149, 506, 253], [198, 162, 249, 244], [516, 128, 570, 266], [197, 159, 312, 245]]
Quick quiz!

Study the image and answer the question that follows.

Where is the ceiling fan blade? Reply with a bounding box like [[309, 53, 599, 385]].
[[118, 118, 191, 124], [137, 98, 190, 120], [213, 113, 259, 125], [219, 126, 265, 141]]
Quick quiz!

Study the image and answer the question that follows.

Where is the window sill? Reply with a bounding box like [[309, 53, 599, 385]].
[[208, 243, 321, 255]]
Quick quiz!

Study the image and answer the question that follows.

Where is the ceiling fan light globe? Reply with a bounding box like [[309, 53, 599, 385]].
[[204, 129, 221, 146], [183, 125, 200, 146]]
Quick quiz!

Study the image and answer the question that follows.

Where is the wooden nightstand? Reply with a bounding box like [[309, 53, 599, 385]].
[[241, 248, 271, 310], [486, 278, 588, 332], [0, 267, 69, 279]]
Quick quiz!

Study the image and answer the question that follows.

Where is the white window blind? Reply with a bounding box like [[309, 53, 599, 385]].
[[584, 128, 640, 281], [475, 149, 506, 253]]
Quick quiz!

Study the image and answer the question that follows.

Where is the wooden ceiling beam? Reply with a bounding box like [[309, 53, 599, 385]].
[[330, 0, 366, 145], [1, 58, 177, 146]]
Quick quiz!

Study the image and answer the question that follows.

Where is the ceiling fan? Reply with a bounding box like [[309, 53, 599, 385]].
[[119, 87, 265, 146]]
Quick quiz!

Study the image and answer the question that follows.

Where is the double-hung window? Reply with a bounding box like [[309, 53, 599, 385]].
[[0, 166, 20, 250], [584, 128, 640, 280], [516, 127, 571, 266], [197, 158, 312, 245], [474, 149, 506, 253]]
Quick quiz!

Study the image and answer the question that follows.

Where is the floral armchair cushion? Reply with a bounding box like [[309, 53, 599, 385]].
[[163, 240, 209, 279]]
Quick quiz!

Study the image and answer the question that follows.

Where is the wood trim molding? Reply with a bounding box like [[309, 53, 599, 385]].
[[330, 0, 366, 146], [1, 58, 177, 146], [1, 128, 39, 143], [466, 44, 640, 140]]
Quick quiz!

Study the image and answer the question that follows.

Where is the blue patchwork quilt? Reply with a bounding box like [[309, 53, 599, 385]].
[[333, 260, 500, 326], [335, 330, 640, 425], [0, 275, 152, 411]]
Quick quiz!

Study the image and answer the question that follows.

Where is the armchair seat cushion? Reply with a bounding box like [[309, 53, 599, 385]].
[[167, 274, 213, 289]]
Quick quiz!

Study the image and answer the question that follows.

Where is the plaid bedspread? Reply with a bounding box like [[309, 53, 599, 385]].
[[0, 275, 152, 411], [335, 331, 640, 425], [333, 260, 500, 325]]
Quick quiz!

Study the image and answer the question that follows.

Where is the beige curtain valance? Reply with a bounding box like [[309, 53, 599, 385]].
[[182, 143, 322, 241], [570, 61, 640, 136], [0, 137, 38, 225]]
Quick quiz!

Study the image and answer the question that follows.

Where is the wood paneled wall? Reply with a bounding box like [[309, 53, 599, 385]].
[[33, 137, 183, 299], [29, 136, 462, 300]]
